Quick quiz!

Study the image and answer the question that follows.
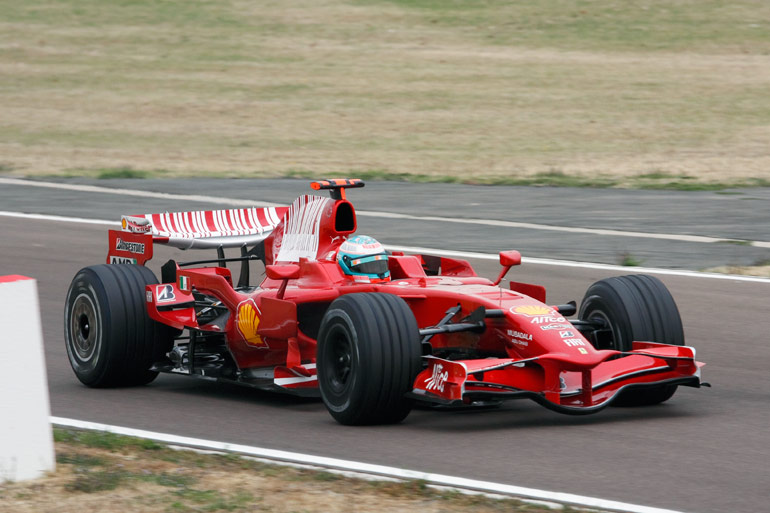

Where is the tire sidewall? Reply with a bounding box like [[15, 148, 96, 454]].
[[317, 308, 362, 414]]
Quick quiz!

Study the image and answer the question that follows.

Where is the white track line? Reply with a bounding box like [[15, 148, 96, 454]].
[[0, 210, 117, 226], [51, 416, 685, 513], [2, 210, 769, 283], [2, 177, 767, 248], [0, 177, 284, 208]]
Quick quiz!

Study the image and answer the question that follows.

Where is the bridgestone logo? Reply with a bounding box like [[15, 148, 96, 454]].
[[116, 238, 145, 254]]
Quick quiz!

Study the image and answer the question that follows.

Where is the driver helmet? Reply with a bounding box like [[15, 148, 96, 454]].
[[337, 235, 390, 283]]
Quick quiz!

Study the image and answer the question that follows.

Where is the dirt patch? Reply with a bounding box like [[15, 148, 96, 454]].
[[702, 264, 770, 277]]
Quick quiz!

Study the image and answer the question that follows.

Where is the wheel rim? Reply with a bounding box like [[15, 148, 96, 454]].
[[587, 309, 620, 350], [70, 293, 99, 362], [326, 326, 353, 394]]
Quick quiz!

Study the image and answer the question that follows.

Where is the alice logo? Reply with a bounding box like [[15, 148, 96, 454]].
[[424, 363, 449, 393]]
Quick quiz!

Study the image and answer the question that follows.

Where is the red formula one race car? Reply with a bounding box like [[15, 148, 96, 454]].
[[64, 180, 705, 425]]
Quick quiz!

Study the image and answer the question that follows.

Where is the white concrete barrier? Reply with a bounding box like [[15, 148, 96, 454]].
[[0, 275, 55, 481]]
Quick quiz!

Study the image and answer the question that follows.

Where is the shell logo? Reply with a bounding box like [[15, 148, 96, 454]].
[[511, 305, 554, 316], [236, 299, 267, 347]]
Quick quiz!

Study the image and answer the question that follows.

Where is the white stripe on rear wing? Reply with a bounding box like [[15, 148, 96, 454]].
[[123, 207, 288, 250]]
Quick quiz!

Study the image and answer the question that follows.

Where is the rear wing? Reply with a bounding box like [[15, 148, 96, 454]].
[[137, 207, 287, 249], [107, 206, 288, 265], [106, 179, 363, 267]]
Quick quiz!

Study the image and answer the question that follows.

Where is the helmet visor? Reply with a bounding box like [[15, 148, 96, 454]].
[[349, 254, 389, 276]]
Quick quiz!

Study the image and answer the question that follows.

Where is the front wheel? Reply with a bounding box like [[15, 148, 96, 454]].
[[64, 264, 174, 387], [317, 293, 421, 425], [579, 274, 684, 406]]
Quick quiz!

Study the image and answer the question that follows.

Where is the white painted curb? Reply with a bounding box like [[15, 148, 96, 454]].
[[0, 276, 55, 481], [51, 416, 687, 513]]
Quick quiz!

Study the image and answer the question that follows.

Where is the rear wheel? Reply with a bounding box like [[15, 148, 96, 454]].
[[579, 274, 684, 406], [64, 264, 174, 387], [317, 293, 421, 425]]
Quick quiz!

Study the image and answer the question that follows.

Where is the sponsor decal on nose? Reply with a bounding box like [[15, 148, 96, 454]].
[[424, 363, 449, 393]]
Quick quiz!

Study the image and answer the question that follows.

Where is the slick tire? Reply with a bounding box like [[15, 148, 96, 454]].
[[317, 293, 422, 425], [64, 264, 174, 387], [579, 274, 684, 406]]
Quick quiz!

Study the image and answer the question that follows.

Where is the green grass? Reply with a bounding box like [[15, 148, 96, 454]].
[[66, 469, 129, 493], [54, 428, 164, 451], [1, 0, 769, 188], [56, 452, 106, 467], [139, 473, 197, 488], [169, 488, 254, 511], [311, 471, 342, 482], [9, 0, 769, 56], [619, 252, 644, 266], [286, 168, 770, 190], [716, 239, 752, 246], [367, 0, 770, 53], [96, 167, 151, 179]]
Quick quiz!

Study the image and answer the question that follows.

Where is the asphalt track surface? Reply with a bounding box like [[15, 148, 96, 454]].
[[1, 179, 769, 513]]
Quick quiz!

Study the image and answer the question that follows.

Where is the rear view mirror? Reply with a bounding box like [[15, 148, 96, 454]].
[[266, 264, 301, 281], [493, 250, 522, 285], [266, 264, 301, 299], [499, 250, 521, 267]]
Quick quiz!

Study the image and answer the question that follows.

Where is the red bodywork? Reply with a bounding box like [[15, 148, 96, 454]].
[[106, 180, 704, 413]]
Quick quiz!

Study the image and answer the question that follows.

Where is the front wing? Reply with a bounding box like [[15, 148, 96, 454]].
[[410, 341, 704, 414]]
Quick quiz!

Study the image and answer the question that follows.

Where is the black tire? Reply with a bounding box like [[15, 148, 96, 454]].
[[579, 274, 684, 406], [317, 293, 422, 425], [64, 264, 174, 387]]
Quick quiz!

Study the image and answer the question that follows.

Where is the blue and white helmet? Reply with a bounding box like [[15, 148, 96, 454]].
[[337, 235, 390, 282]]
